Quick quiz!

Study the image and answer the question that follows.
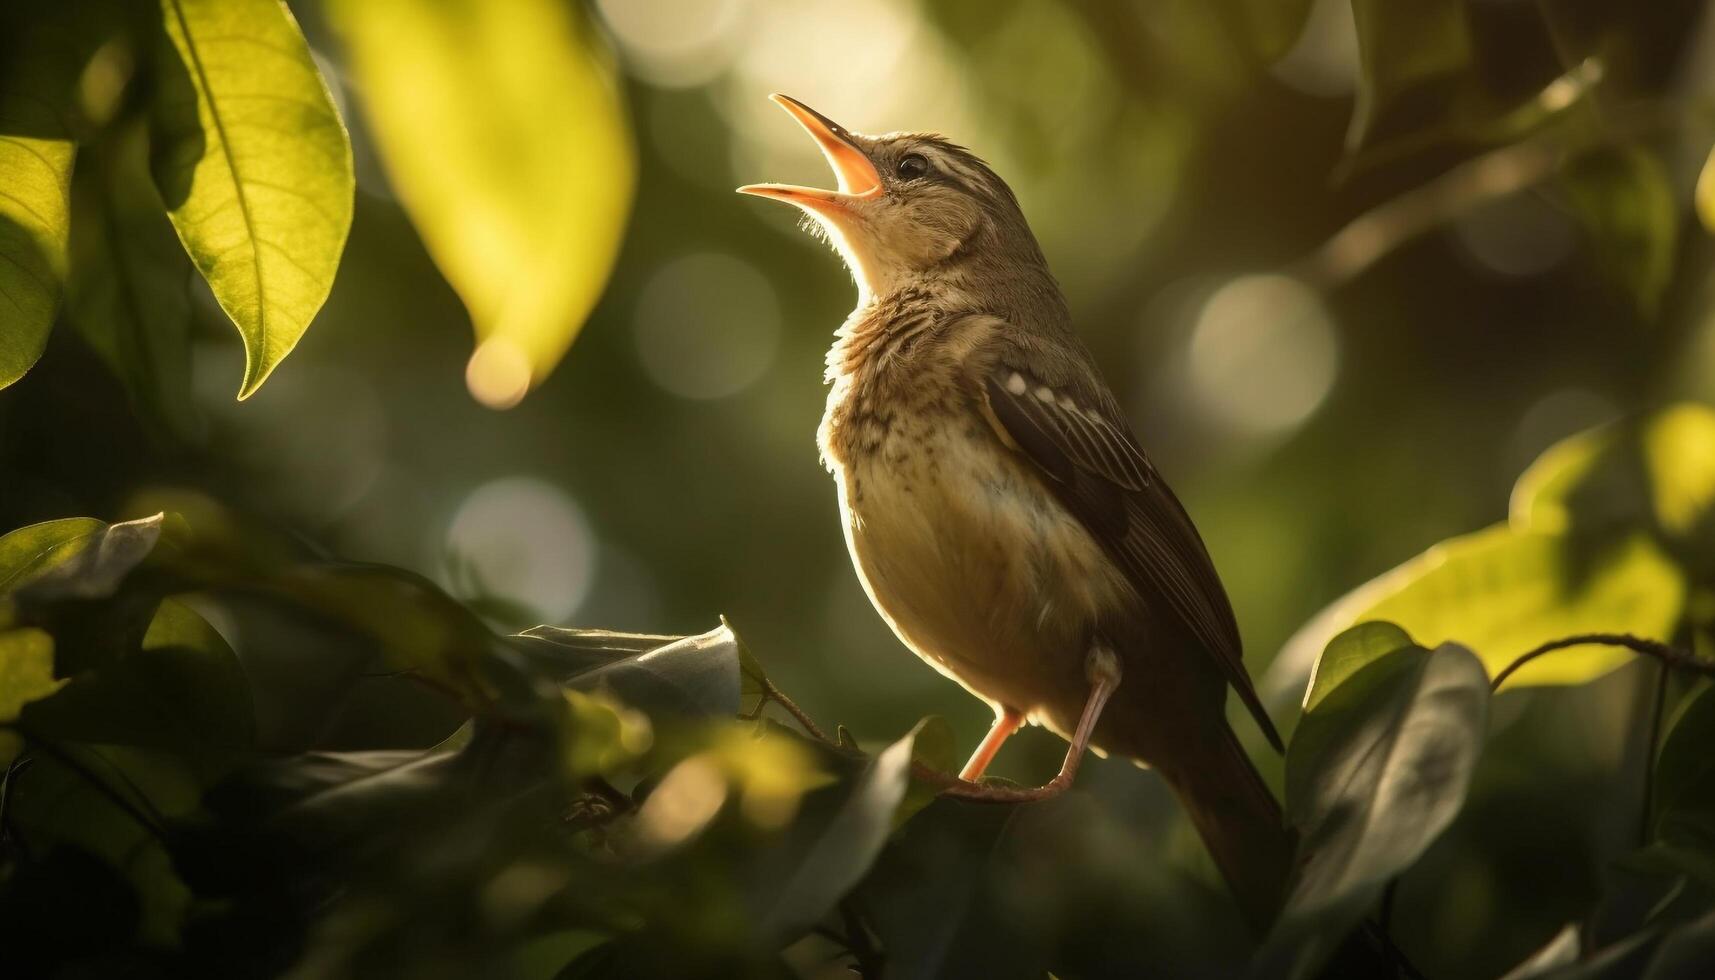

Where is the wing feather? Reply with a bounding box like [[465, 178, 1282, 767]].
[[978, 354, 1284, 753]]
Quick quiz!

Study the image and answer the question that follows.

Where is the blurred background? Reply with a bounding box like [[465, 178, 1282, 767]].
[[5, 2, 1715, 971], [7, 0, 1715, 771]]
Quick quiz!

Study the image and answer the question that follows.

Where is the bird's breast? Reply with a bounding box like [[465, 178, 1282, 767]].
[[824, 390, 1135, 726]]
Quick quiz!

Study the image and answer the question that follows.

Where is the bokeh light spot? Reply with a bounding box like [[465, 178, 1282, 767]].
[[1186, 275, 1339, 437], [444, 476, 596, 623], [596, 0, 748, 89], [634, 252, 781, 400]]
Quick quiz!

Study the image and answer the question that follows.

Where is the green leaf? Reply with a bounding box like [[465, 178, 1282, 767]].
[[0, 628, 66, 761], [1302, 621, 1415, 713], [0, 6, 79, 390], [150, 0, 354, 399], [1347, 0, 1472, 151], [1653, 686, 1715, 849], [0, 514, 164, 600], [1697, 147, 1715, 235], [7, 744, 203, 944], [20, 597, 255, 751], [66, 124, 199, 437], [1559, 145, 1679, 320], [1511, 403, 1715, 579], [1291, 525, 1683, 690], [327, 0, 635, 408], [1264, 643, 1490, 978], [895, 714, 957, 827], [514, 622, 743, 721], [751, 730, 917, 945]]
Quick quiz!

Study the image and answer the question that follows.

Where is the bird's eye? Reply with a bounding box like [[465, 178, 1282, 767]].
[[896, 153, 930, 180]]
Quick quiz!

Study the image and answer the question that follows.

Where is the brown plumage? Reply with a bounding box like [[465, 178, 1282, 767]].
[[741, 95, 1293, 932]]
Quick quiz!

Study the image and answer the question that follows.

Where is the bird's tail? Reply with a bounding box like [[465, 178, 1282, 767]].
[[1156, 724, 1296, 935]]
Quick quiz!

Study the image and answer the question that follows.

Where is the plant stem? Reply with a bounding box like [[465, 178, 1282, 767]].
[[1491, 634, 1715, 692]]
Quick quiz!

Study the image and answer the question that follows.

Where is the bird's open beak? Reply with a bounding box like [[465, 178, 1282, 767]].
[[737, 94, 883, 217]]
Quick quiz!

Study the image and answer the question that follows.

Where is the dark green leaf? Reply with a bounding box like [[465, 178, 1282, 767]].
[[20, 598, 254, 751], [1654, 686, 1715, 849], [1264, 643, 1490, 977], [66, 123, 199, 438], [751, 730, 917, 945], [1347, 0, 1473, 150], [1559, 145, 1679, 320]]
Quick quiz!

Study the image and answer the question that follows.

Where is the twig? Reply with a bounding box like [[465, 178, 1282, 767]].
[[1491, 634, 1715, 691]]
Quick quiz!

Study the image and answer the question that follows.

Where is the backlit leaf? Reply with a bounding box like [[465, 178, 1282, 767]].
[[0, 514, 164, 600], [1347, 0, 1472, 151], [0, 5, 78, 389], [1302, 621, 1415, 713], [0, 628, 65, 762], [327, 0, 635, 408], [150, 0, 354, 399], [1291, 525, 1682, 690]]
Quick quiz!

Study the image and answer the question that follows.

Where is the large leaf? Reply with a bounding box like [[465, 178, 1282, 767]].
[[327, 0, 635, 409], [1263, 642, 1490, 977], [750, 731, 917, 945], [1287, 525, 1683, 691], [0, 628, 66, 762], [150, 0, 353, 399], [0, 4, 79, 389]]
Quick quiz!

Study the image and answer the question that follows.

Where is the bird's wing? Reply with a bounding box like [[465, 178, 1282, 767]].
[[971, 334, 1284, 753]]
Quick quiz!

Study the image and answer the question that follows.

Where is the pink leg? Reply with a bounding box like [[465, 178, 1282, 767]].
[[960, 707, 1026, 781], [941, 643, 1122, 803]]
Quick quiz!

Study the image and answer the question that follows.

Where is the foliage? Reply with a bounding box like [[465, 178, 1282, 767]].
[[4, 0, 1715, 978], [0, 0, 630, 406]]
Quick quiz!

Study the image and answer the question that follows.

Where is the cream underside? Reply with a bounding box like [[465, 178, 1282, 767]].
[[835, 421, 1134, 737]]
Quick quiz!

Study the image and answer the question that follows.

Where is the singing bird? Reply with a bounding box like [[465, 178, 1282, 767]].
[[739, 95, 1293, 929]]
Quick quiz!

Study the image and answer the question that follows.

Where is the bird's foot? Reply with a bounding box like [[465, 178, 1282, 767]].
[[935, 640, 1123, 805]]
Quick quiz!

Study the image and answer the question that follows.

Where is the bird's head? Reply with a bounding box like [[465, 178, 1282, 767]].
[[739, 94, 1045, 304]]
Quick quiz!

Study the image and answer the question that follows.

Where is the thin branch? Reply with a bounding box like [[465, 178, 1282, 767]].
[[1491, 634, 1715, 692]]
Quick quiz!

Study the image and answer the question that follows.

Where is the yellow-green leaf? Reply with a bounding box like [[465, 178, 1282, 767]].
[[1308, 526, 1683, 687], [150, 0, 353, 399], [0, 8, 78, 390], [1511, 402, 1715, 542], [328, 0, 635, 409], [1697, 145, 1715, 234], [0, 628, 66, 762]]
